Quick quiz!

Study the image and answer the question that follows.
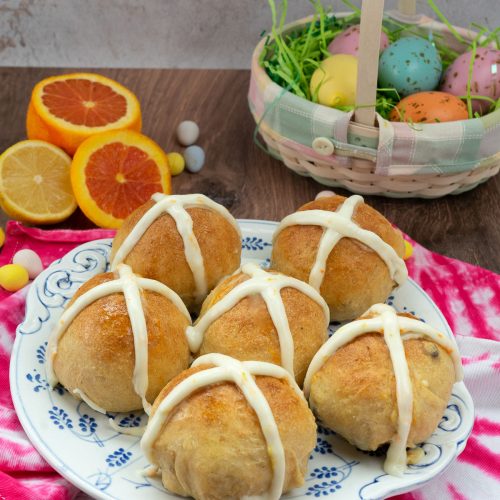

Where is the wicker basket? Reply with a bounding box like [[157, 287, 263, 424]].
[[248, 0, 500, 198]]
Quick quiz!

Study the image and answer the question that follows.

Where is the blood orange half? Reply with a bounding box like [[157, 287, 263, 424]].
[[27, 73, 142, 155], [71, 131, 171, 228]]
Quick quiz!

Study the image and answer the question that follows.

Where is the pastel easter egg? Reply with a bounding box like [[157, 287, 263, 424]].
[[389, 91, 468, 123], [167, 152, 185, 176], [13, 249, 44, 279], [310, 54, 358, 107], [440, 47, 500, 115], [315, 190, 336, 200], [328, 24, 389, 56], [0, 264, 29, 292], [184, 145, 205, 173], [378, 37, 442, 97], [177, 121, 200, 146], [403, 240, 413, 260]]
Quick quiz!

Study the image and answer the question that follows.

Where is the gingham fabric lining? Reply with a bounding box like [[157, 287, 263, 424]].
[[249, 59, 500, 176]]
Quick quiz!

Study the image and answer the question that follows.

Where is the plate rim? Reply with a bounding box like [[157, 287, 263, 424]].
[[9, 219, 474, 500]]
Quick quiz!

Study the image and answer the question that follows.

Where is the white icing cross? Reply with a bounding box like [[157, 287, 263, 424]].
[[273, 195, 408, 291], [111, 193, 241, 305], [141, 353, 305, 500], [46, 264, 191, 415], [186, 263, 330, 377], [303, 303, 463, 477]]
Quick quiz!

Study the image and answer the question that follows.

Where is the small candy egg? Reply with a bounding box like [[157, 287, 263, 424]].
[[0, 264, 29, 292], [176, 121, 200, 146], [403, 240, 414, 260], [13, 249, 44, 279], [328, 24, 389, 57], [389, 91, 468, 123], [184, 145, 205, 173], [310, 54, 358, 107], [440, 47, 500, 115], [378, 37, 442, 97], [315, 190, 336, 200], [0, 227, 4, 248], [167, 152, 185, 176]]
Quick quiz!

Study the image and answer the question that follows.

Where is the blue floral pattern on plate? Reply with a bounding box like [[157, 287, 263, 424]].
[[10, 223, 474, 499]]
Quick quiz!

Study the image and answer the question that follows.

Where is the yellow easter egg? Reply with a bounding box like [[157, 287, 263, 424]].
[[0, 228, 4, 248], [167, 152, 185, 176], [310, 54, 358, 107], [0, 264, 30, 292], [403, 240, 414, 260]]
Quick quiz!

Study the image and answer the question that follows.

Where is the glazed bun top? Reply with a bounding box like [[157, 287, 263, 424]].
[[304, 303, 463, 477], [110, 193, 241, 308], [187, 262, 330, 376], [141, 353, 307, 500], [46, 263, 191, 414], [273, 194, 407, 291]]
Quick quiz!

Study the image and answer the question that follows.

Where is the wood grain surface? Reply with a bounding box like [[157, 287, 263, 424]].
[[0, 68, 498, 273]]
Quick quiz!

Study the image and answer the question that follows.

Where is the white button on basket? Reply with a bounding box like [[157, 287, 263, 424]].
[[312, 137, 335, 156]]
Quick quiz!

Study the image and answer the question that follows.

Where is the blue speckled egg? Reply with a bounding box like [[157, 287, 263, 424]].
[[378, 37, 442, 97], [184, 145, 205, 173]]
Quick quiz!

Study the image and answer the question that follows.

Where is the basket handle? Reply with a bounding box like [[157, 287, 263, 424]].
[[353, 0, 386, 126], [391, 0, 422, 23], [353, 0, 419, 126], [398, 0, 417, 16]]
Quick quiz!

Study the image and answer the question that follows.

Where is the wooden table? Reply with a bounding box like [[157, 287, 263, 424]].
[[0, 68, 499, 273]]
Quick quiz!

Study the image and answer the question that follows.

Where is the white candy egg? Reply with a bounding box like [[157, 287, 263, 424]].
[[13, 249, 43, 279], [177, 121, 200, 146], [315, 190, 336, 200], [184, 146, 205, 173]]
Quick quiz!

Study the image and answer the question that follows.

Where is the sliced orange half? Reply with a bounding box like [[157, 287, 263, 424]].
[[27, 73, 142, 155], [71, 130, 171, 228], [0, 140, 77, 224]]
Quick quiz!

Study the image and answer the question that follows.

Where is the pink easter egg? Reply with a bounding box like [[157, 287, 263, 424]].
[[440, 47, 500, 115], [327, 24, 389, 57]]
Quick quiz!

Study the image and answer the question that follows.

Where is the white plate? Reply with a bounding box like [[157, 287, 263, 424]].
[[10, 219, 474, 500]]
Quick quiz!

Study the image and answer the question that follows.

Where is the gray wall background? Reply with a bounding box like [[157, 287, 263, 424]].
[[0, 0, 498, 68]]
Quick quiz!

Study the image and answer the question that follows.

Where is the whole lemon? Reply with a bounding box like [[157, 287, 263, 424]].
[[310, 55, 358, 108]]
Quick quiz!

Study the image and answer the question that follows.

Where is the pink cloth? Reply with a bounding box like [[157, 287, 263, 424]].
[[0, 222, 115, 302], [394, 236, 500, 500], [0, 222, 499, 499], [0, 222, 115, 499]]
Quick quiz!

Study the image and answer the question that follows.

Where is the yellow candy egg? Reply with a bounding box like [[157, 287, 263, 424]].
[[404, 240, 414, 260], [167, 152, 185, 176], [0, 228, 4, 248], [0, 264, 30, 292], [310, 54, 358, 108]]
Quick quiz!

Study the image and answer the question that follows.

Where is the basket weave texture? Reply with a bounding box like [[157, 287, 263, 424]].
[[248, 14, 500, 198]]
